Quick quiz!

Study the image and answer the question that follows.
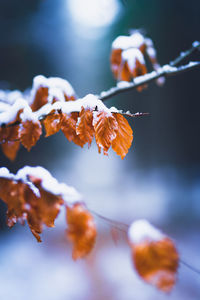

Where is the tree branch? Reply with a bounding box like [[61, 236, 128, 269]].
[[99, 61, 200, 101], [170, 41, 200, 66]]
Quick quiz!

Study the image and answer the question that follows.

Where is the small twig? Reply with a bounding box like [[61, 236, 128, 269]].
[[0, 107, 148, 129], [89, 207, 200, 276], [99, 61, 200, 101], [170, 41, 200, 66], [116, 111, 150, 118], [0, 138, 20, 145], [180, 259, 200, 276], [89, 209, 129, 233]]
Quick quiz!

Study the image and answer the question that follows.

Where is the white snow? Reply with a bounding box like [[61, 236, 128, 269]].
[[0, 166, 82, 203], [122, 48, 145, 70], [30, 75, 75, 105], [0, 98, 28, 125], [52, 93, 112, 116], [20, 106, 39, 123], [112, 32, 145, 50], [16, 166, 82, 203], [162, 64, 177, 73], [48, 87, 66, 103], [0, 90, 23, 105], [0, 167, 15, 180], [146, 46, 156, 59], [117, 81, 133, 88], [192, 41, 200, 48], [128, 219, 164, 244], [0, 102, 11, 112]]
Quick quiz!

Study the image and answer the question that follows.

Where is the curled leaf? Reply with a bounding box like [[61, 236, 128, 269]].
[[66, 203, 96, 260]]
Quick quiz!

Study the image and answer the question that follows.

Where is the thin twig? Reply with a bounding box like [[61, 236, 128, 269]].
[[0, 138, 20, 145], [89, 209, 129, 233], [180, 259, 200, 275], [90, 208, 200, 276], [170, 41, 200, 66], [99, 61, 200, 101], [0, 108, 149, 129]]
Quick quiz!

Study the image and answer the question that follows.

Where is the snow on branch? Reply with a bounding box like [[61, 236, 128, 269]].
[[0, 86, 136, 160], [100, 60, 200, 101], [104, 36, 200, 101]]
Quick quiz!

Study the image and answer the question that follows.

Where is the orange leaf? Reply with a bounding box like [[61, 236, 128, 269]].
[[112, 113, 133, 159], [76, 107, 95, 147], [31, 86, 49, 112], [64, 95, 76, 102], [43, 111, 61, 137], [0, 178, 26, 227], [110, 48, 123, 79], [93, 111, 118, 155], [128, 220, 179, 292], [61, 112, 85, 147], [66, 203, 96, 260], [0, 124, 20, 143], [0, 169, 65, 242], [1, 141, 20, 161], [27, 175, 64, 240], [20, 120, 42, 151]]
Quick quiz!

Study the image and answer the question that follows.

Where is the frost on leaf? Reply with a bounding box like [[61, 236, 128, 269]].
[[111, 31, 164, 89], [128, 220, 179, 292], [112, 113, 133, 159], [0, 90, 134, 159], [93, 111, 118, 155], [30, 76, 76, 111], [20, 120, 42, 151], [43, 110, 62, 137], [0, 166, 81, 242], [76, 107, 95, 147], [66, 203, 96, 260], [27, 175, 64, 242], [61, 112, 85, 147]]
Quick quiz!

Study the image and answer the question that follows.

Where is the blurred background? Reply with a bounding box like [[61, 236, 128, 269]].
[[0, 0, 200, 299]]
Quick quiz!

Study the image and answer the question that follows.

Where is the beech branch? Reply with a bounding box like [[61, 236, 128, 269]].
[[170, 41, 200, 66], [100, 61, 200, 101], [100, 41, 200, 101]]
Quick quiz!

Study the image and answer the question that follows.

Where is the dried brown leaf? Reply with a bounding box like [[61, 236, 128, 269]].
[[66, 203, 96, 260], [20, 120, 42, 151], [131, 238, 179, 292], [93, 111, 118, 155], [1, 141, 20, 161], [31, 87, 49, 112], [61, 112, 85, 147], [43, 111, 61, 137], [76, 107, 95, 147], [112, 113, 133, 159]]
